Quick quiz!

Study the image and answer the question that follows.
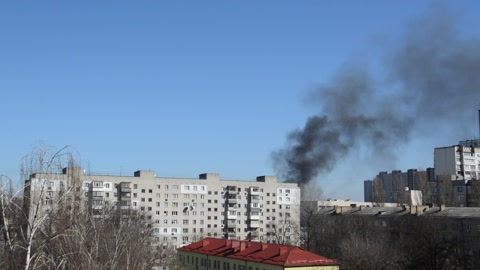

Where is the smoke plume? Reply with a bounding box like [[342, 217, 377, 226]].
[[273, 5, 480, 185]]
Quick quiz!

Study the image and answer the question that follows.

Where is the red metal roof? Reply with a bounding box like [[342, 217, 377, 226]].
[[177, 238, 338, 267]]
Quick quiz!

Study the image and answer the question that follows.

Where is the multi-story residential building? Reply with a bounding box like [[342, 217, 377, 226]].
[[24, 168, 301, 248], [177, 237, 339, 270], [364, 168, 432, 204], [314, 204, 480, 258], [434, 140, 480, 180]]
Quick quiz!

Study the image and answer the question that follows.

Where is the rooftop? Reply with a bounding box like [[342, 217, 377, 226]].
[[316, 205, 480, 219], [177, 238, 338, 267]]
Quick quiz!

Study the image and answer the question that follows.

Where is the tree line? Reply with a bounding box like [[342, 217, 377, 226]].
[[1, 144, 185, 270]]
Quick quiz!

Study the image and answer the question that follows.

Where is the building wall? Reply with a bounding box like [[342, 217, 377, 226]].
[[24, 169, 301, 248], [435, 145, 480, 180], [363, 180, 373, 202]]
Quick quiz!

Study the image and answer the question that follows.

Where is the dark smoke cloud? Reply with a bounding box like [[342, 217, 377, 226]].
[[273, 5, 480, 185]]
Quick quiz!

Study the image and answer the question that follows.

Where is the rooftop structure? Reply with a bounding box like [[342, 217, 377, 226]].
[[177, 237, 339, 270]]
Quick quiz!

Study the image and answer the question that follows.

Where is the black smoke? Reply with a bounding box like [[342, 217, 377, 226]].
[[272, 4, 480, 185]]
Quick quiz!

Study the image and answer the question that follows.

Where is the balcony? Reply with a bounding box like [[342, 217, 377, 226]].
[[227, 203, 237, 209], [250, 196, 260, 203], [249, 221, 260, 228], [227, 212, 237, 219], [121, 193, 131, 201], [227, 197, 237, 204], [226, 186, 238, 195], [92, 196, 103, 201], [227, 232, 237, 238], [249, 187, 260, 195], [120, 182, 131, 192], [90, 181, 104, 191], [227, 220, 237, 227], [249, 204, 261, 211], [249, 231, 259, 237], [249, 212, 260, 220]]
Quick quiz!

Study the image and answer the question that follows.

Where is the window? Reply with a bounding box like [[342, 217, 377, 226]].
[[148, 198, 152, 202], [183, 220, 189, 225], [156, 211, 160, 216], [149, 189, 153, 193], [141, 198, 145, 202], [172, 220, 178, 224], [172, 211, 178, 216], [141, 189, 145, 193], [173, 185, 178, 190], [104, 183, 110, 188], [134, 184, 138, 189], [185, 186, 190, 190], [157, 185, 161, 189], [164, 185, 169, 190]]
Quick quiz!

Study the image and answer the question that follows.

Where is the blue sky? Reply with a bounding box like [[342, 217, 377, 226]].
[[1, 1, 480, 201]]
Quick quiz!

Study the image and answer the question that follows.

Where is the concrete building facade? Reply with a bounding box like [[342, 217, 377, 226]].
[[24, 169, 301, 248], [434, 142, 480, 181]]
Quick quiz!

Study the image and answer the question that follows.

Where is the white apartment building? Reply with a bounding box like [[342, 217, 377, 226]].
[[24, 169, 301, 248], [434, 140, 480, 180]]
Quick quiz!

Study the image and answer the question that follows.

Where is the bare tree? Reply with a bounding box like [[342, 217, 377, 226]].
[[20, 143, 82, 270], [265, 213, 300, 245], [392, 172, 407, 205], [299, 182, 324, 249], [417, 171, 433, 205], [372, 176, 386, 206], [338, 231, 405, 270], [467, 179, 480, 207], [436, 175, 455, 207]]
